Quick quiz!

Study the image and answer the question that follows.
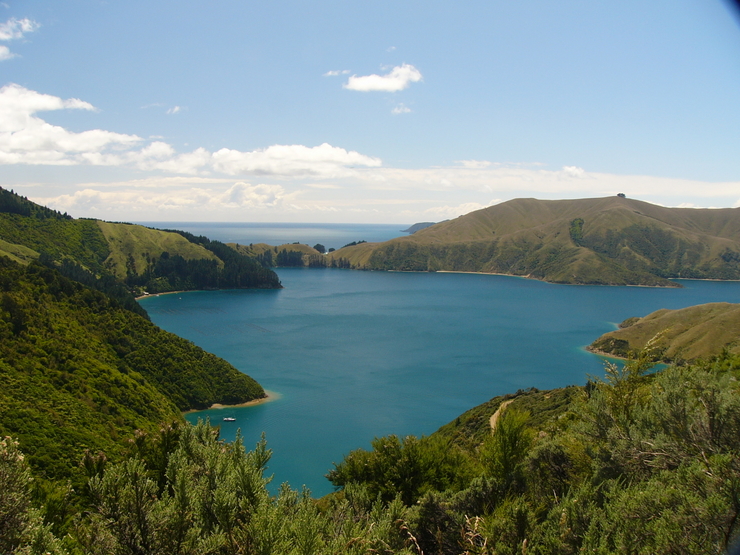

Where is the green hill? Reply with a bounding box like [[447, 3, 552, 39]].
[[327, 196, 740, 286], [230, 242, 327, 267], [0, 187, 281, 298], [0, 256, 265, 484], [589, 302, 740, 362]]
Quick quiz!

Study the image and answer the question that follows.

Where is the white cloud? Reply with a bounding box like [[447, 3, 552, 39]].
[[37, 181, 289, 216], [0, 84, 141, 165], [0, 17, 39, 60], [562, 165, 585, 178], [0, 84, 383, 178], [211, 143, 381, 177], [323, 69, 350, 77], [166, 105, 182, 115], [392, 103, 411, 115], [344, 63, 422, 92], [0, 17, 39, 40], [456, 160, 492, 169], [219, 182, 285, 208]]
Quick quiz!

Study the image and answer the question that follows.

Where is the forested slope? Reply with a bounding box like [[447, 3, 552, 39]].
[[0, 256, 264, 485], [328, 196, 740, 286]]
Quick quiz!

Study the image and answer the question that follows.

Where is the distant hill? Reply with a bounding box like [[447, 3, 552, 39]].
[[0, 257, 265, 483], [327, 196, 740, 286], [230, 242, 327, 268], [589, 302, 740, 362], [401, 221, 438, 234], [0, 187, 282, 301]]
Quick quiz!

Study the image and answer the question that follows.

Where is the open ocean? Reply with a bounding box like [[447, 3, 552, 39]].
[[139, 226, 740, 496], [133, 222, 409, 251]]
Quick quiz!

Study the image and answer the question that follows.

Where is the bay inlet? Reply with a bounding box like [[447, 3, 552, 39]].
[[141, 262, 740, 496]]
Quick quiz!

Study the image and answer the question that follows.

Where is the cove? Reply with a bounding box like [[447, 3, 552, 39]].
[[140, 269, 740, 496]]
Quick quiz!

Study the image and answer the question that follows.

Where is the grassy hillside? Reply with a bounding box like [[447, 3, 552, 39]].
[[98, 221, 221, 278], [589, 302, 740, 362], [0, 187, 282, 297], [327, 196, 740, 286], [0, 256, 265, 484], [0, 212, 111, 272]]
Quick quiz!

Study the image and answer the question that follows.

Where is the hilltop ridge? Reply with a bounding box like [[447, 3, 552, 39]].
[[327, 196, 740, 286]]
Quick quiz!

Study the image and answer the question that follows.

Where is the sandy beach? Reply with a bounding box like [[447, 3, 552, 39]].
[[184, 390, 281, 414], [135, 290, 190, 301]]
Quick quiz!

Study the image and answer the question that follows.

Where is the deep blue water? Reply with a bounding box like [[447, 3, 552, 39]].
[[140, 269, 740, 497], [133, 222, 407, 252]]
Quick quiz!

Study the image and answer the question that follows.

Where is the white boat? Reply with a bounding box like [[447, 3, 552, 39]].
[[223, 417, 236, 422]]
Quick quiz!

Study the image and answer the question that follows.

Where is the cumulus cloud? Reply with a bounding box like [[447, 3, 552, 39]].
[[218, 182, 284, 207], [0, 84, 141, 165], [344, 64, 422, 92], [562, 165, 585, 178], [0, 84, 383, 178], [392, 103, 411, 115], [211, 143, 381, 177]]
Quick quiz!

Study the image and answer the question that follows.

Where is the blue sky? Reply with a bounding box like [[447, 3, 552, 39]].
[[1, 0, 740, 223]]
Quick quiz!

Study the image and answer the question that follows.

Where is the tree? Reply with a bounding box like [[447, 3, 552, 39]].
[[313, 244, 326, 254], [0, 437, 65, 554], [480, 408, 533, 489]]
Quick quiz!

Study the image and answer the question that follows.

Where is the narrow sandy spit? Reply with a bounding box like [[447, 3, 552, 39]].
[[184, 390, 282, 414]]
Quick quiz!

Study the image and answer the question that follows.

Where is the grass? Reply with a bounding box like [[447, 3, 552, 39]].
[[326, 197, 740, 286], [590, 302, 740, 362], [98, 221, 220, 279]]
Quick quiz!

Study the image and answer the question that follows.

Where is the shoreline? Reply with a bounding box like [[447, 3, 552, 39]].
[[434, 270, 676, 288], [583, 345, 628, 362], [184, 390, 281, 414], [136, 290, 191, 301]]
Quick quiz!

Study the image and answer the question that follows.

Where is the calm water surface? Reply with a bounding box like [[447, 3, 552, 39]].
[[141, 270, 740, 496]]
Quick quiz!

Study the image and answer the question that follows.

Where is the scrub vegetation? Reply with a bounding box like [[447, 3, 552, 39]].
[[3, 351, 740, 554]]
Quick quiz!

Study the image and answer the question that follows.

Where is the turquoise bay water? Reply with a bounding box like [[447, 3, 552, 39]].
[[141, 270, 740, 496]]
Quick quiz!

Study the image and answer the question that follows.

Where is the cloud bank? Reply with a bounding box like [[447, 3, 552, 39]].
[[4, 86, 740, 224], [0, 84, 382, 177]]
